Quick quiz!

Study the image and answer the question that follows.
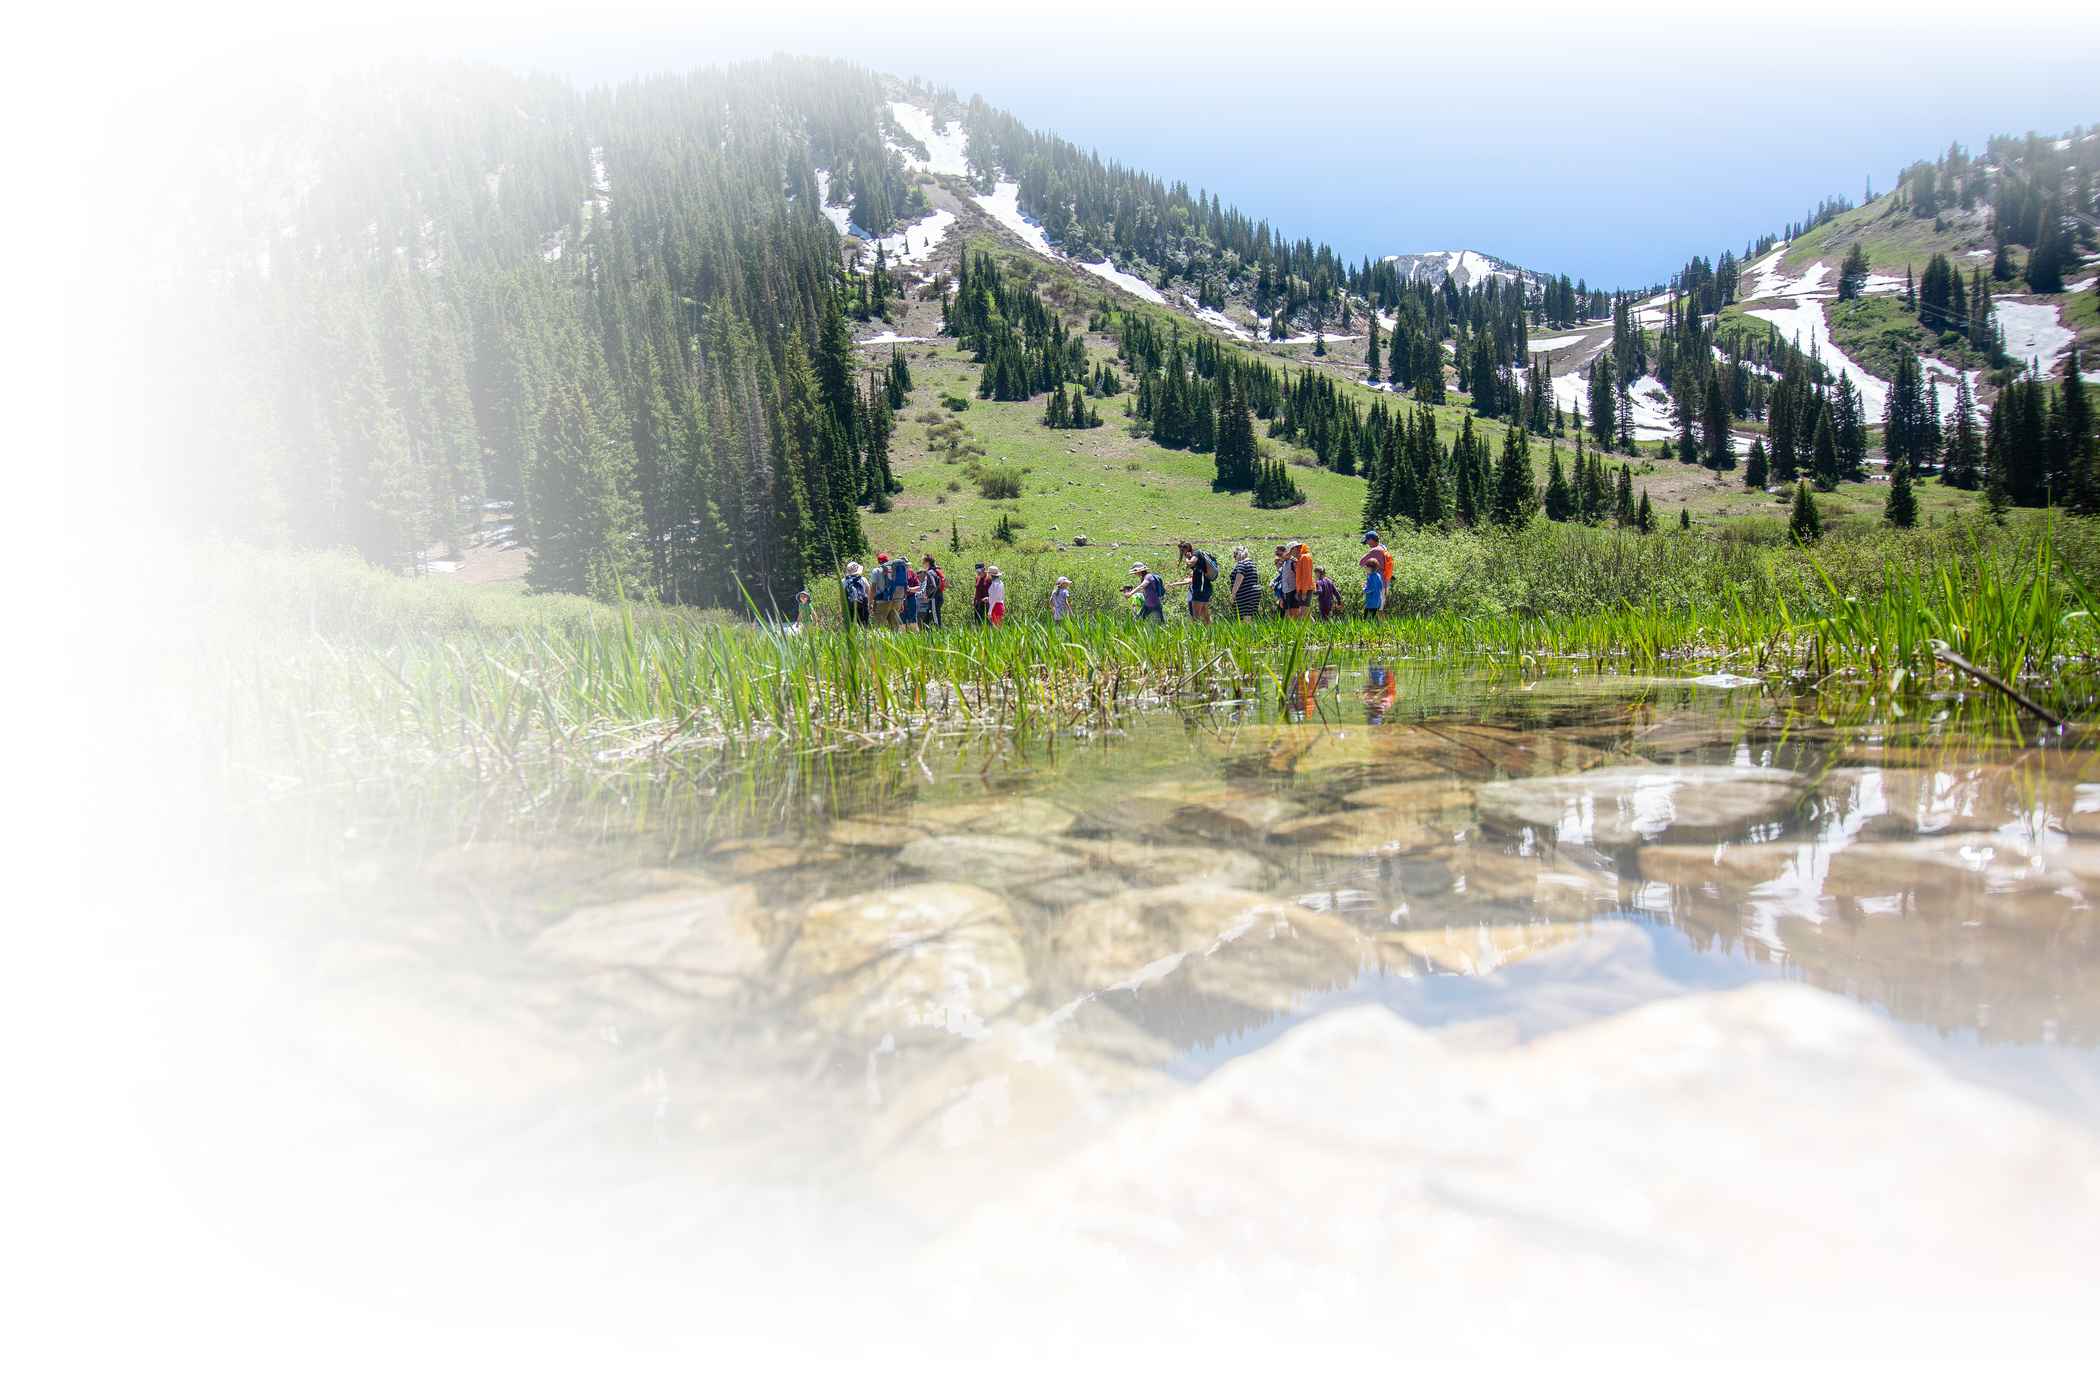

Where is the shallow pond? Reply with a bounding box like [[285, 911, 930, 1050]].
[[161, 659, 2100, 1339]]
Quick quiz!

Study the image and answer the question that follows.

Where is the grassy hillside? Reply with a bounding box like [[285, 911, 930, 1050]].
[[1787, 190, 1996, 276]]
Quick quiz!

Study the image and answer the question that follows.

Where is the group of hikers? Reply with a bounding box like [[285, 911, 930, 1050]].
[[809, 532, 1397, 628]]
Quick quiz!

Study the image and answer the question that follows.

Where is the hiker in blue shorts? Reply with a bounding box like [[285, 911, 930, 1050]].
[[1172, 540, 1219, 623]]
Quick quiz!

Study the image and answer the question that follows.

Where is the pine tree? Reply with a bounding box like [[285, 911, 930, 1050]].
[[1745, 437, 1769, 490], [1635, 488, 1655, 534], [1944, 374, 1983, 489], [1679, 506, 1691, 530], [1366, 317, 1382, 382], [1614, 461, 1635, 526], [1701, 366, 1734, 469], [1811, 413, 1841, 491], [1543, 441, 1573, 521], [527, 382, 644, 600], [1588, 356, 1615, 449], [1837, 242, 1870, 301], [1884, 463, 1919, 528], [1491, 427, 1535, 527], [1789, 483, 1823, 543]]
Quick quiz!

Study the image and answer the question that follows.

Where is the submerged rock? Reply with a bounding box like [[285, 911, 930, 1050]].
[[913, 796, 1080, 838], [1636, 839, 1803, 892], [1477, 764, 1810, 846], [1267, 804, 1459, 857], [785, 882, 1030, 1040], [922, 979, 2100, 1329], [1043, 883, 1364, 1004], [1067, 837, 1271, 889], [897, 833, 1085, 887], [1438, 845, 1620, 920], [1820, 830, 2100, 900], [1821, 764, 2080, 838], [707, 839, 844, 877], [1127, 779, 1306, 836], [1389, 919, 1592, 975], [533, 882, 768, 993]]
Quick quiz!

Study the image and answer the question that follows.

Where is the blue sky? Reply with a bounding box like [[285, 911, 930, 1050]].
[[445, 3, 2095, 286]]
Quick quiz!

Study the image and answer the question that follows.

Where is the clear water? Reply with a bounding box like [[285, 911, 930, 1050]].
[[164, 661, 2100, 1307]]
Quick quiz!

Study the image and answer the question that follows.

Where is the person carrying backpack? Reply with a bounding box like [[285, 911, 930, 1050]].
[[1227, 546, 1261, 620], [1285, 541, 1315, 620], [985, 565, 1007, 625], [900, 560, 920, 630], [921, 555, 946, 627], [1125, 562, 1167, 623], [870, 553, 900, 629], [1174, 540, 1218, 623], [972, 563, 992, 625], [842, 561, 871, 626]]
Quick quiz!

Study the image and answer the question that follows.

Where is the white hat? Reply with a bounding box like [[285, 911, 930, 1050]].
[[1130, 563, 1150, 574], [1056, 576, 1070, 586], [845, 561, 863, 575]]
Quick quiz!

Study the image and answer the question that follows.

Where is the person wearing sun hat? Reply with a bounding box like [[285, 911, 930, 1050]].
[[1051, 576, 1071, 622], [841, 560, 871, 626], [985, 564, 1007, 625], [1123, 561, 1167, 623]]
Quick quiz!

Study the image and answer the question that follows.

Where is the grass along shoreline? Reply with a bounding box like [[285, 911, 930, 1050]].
[[207, 520, 2100, 803]]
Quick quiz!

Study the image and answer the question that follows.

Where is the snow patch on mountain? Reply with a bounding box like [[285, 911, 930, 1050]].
[[1183, 294, 1253, 340], [889, 102, 971, 178], [1382, 248, 1534, 291], [1745, 296, 1890, 422], [1632, 289, 1676, 328], [1918, 356, 1983, 424], [1742, 244, 1789, 299], [1527, 333, 1586, 353], [973, 181, 1054, 257], [1750, 260, 1830, 302], [812, 169, 861, 238], [1993, 299, 2074, 372], [861, 208, 956, 271], [1548, 371, 1677, 439], [972, 182, 1172, 307], [1082, 258, 1166, 304]]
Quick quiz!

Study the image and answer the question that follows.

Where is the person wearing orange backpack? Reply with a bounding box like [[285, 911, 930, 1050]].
[[1359, 530, 1393, 620], [1284, 541, 1315, 620]]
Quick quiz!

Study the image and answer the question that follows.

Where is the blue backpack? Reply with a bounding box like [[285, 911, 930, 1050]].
[[890, 559, 911, 595], [1140, 572, 1165, 607]]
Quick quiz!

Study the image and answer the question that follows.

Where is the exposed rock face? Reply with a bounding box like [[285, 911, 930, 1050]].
[[784, 883, 1030, 1040]]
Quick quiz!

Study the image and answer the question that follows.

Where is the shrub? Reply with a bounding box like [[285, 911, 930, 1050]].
[[940, 393, 971, 413], [979, 466, 1024, 500]]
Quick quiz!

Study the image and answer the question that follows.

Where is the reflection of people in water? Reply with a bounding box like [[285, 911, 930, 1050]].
[[1288, 665, 1339, 718], [1363, 664, 1399, 725]]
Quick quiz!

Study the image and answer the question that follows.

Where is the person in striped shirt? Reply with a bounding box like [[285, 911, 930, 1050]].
[[1227, 546, 1261, 620]]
